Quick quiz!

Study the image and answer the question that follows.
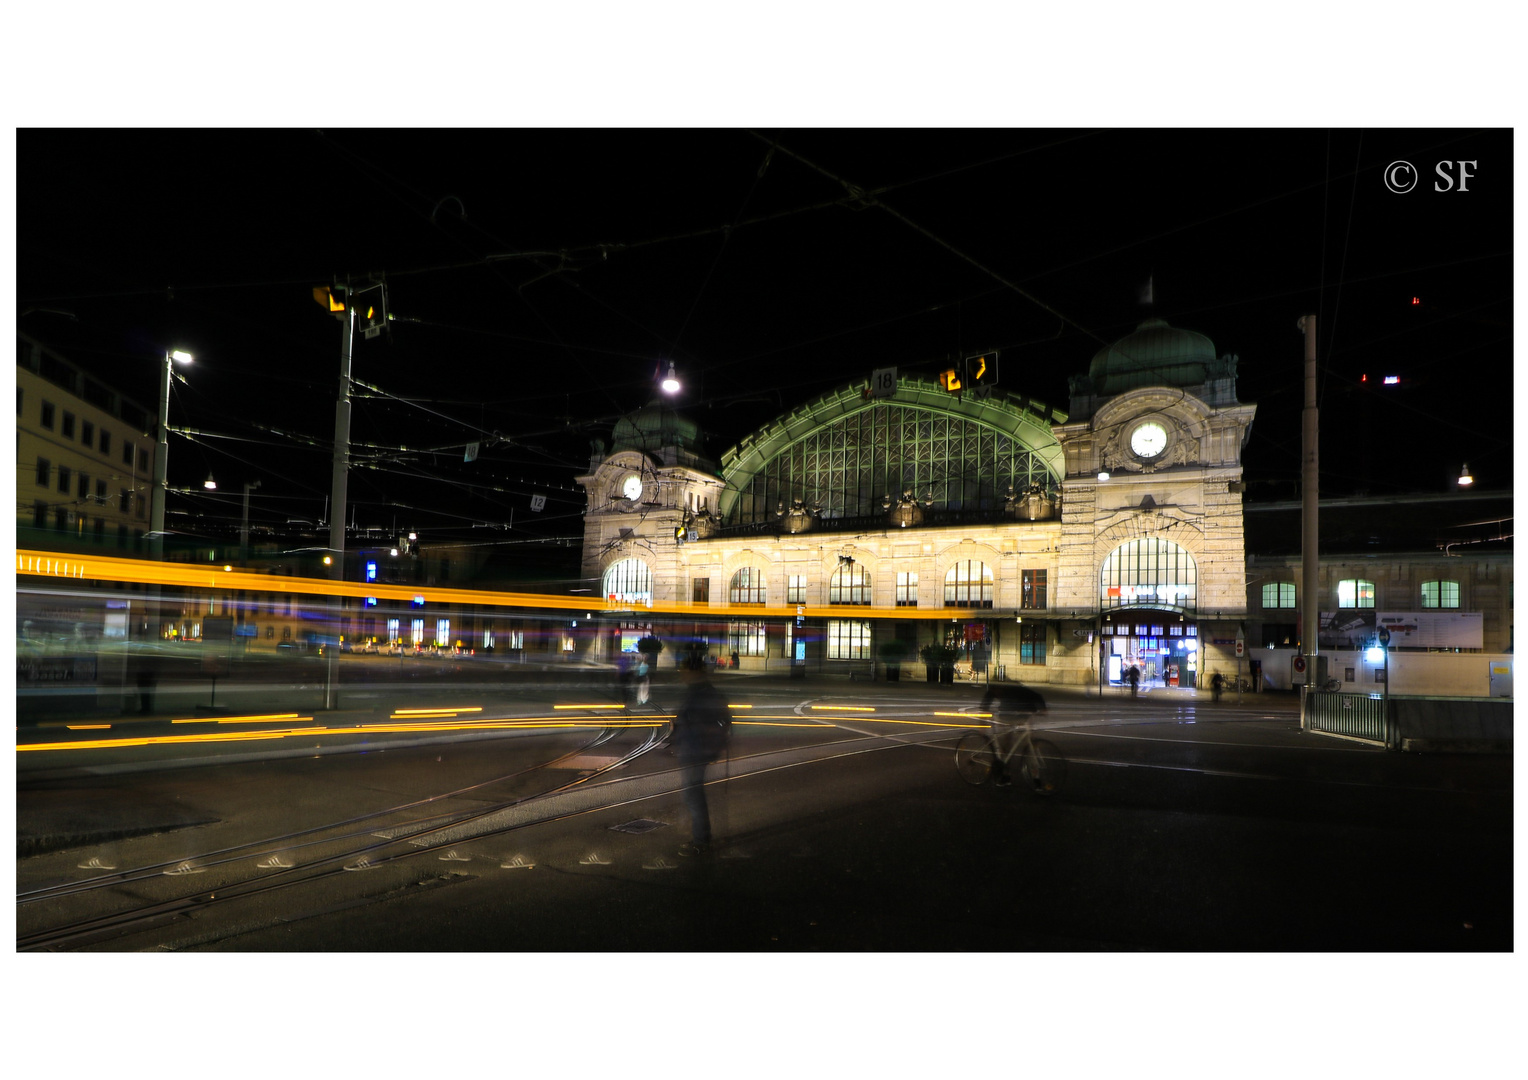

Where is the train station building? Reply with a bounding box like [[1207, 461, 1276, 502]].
[[577, 318, 1261, 688]]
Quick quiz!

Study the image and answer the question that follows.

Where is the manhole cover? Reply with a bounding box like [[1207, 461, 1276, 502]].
[[609, 818, 670, 834]]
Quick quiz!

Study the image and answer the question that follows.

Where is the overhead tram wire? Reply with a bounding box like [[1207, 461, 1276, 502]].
[[749, 133, 1120, 359]]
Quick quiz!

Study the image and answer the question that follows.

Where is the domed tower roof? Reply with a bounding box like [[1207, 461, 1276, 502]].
[[1087, 318, 1218, 395], [609, 399, 717, 471]]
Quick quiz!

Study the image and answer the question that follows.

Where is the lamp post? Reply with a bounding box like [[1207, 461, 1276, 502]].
[[241, 480, 261, 561], [150, 349, 194, 559]]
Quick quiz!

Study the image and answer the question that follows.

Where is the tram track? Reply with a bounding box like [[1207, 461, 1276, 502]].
[[17, 717, 965, 951], [16, 720, 669, 951]]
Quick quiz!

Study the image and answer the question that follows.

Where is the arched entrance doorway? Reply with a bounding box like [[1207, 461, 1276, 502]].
[[1098, 538, 1199, 688]]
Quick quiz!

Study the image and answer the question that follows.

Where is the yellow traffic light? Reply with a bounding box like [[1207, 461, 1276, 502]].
[[312, 285, 346, 314]]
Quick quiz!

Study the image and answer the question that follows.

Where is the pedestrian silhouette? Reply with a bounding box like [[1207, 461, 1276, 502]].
[[672, 650, 733, 856]]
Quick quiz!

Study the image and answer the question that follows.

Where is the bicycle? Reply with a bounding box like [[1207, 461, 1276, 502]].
[[954, 718, 1066, 794]]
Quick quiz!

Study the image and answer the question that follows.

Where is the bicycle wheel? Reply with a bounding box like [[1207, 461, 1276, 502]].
[[954, 733, 997, 786], [1020, 738, 1066, 796]]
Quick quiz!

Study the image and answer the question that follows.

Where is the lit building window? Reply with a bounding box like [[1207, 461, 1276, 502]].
[[1020, 622, 1047, 665], [1262, 582, 1296, 609], [944, 560, 993, 608], [1021, 568, 1048, 609], [727, 620, 767, 657], [411, 618, 424, 646], [787, 575, 807, 604], [603, 557, 653, 606], [729, 566, 767, 604], [1337, 579, 1376, 609], [896, 571, 919, 607], [435, 619, 450, 647], [829, 563, 872, 605], [1420, 581, 1460, 609], [827, 619, 872, 659]]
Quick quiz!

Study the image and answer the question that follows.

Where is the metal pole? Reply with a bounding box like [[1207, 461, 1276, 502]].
[[241, 479, 260, 562], [323, 289, 356, 710], [151, 351, 172, 559], [1297, 315, 1319, 727]]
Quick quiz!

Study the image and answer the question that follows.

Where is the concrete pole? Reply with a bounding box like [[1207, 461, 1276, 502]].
[[323, 291, 355, 710], [1298, 314, 1319, 723]]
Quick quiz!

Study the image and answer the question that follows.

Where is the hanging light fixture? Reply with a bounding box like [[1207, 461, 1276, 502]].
[[1457, 463, 1474, 486], [660, 361, 681, 395], [203, 473, 217, 490]]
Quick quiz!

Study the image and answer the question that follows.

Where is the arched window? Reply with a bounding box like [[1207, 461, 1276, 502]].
[[1100, 538, 1197, 611], [829, 562, 872, 605], [729, 566, 767, 604], [944, 560, 993, 607], [602, 558, 652, 606]]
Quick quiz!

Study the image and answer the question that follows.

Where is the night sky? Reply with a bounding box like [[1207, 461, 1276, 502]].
[[18, 127, 1512, 572]]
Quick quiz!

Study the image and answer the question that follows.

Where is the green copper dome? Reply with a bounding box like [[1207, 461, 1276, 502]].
[[610, 400, 703, 455], [1087, 318, 1218, 394]]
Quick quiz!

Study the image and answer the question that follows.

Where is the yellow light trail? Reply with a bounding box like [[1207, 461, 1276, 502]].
[[16, 548, 999, 621], [552, 704, 625, 710], [393, 707, 483, 715], [809, 705, 875, 712], [66, 724, 111, 730], [170, 713, 305, 725]]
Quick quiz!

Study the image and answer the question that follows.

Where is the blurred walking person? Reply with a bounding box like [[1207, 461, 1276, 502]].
[[672, 650, 733, 856]]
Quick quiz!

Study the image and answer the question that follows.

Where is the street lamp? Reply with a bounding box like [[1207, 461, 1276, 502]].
[[1457, 463, 1474, 487], [150, 349, 194, 558], [660, 361, 681, 394]]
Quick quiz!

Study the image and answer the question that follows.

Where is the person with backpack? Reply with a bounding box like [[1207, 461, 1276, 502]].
[[672, 649, 733, 856]]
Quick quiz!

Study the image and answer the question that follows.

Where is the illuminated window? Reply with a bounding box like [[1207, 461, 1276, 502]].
[[829, 563, 872, 605], [896, 572, 919, 606], [1420, 581, 1460, 609], [1337, 579, 1375, 609], [603, 557, 652, 606], [1020, 622, 1047, 665], [728, 620, 767, 657], [827, 619, 872, 659], [1100, 537, 1197, 611], [435, 619, 450, 647], [729, 566, 767, 604], [1262, 582, 1296, 609], [944, 560, 993, 607], [693, 577, 710, 604], [1021, 569, 1048, 609], [787, 575, 807, 604], [411, 618, 425, 646]]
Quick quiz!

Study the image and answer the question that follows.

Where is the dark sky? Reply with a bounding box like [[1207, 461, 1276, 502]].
[[18, 127, 1513, 563]]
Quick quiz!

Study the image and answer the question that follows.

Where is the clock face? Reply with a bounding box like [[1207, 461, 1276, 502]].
[[621, 474, 644, 501], [1130, 422, 1168, 459]]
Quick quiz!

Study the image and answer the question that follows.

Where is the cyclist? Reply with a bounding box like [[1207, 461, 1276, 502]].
[[979, 681, 1046, 787]]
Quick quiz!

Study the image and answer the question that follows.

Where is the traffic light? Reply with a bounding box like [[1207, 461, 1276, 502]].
[[312, 284, 346, 317], [964, 352, 998, 391], [354, 282, 388, 339]]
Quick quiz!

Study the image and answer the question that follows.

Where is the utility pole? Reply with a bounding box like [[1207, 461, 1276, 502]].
[[1298, 314, 1319, 726], [323, 282, 357, 710]]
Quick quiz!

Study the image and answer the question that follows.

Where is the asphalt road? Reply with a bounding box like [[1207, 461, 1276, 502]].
[[15, 673, 1512, 953]]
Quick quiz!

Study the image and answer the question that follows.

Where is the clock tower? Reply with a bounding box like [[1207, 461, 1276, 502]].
[[575, 401, 725, 608], [1051, 318, 1257, 686]]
